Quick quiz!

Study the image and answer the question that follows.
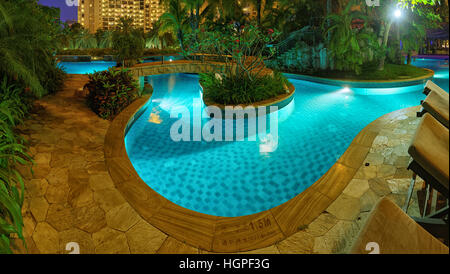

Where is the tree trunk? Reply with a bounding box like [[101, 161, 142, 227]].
[[178, 30, 184, 52], [257, 0, 262, 26], [196, 2, 200, 30], [382, 21, 392, 48], [407, 51, 412, 65], [378, 20, 392, 71], [326, 0, 332, 69], [395, 23, 403, 65], [327, 0, 332, 43]]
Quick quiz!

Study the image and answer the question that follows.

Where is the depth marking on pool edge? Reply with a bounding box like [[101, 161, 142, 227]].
[[215, 217, 276, 249]]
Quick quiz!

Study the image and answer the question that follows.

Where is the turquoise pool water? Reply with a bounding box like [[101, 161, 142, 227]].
[[142, 55, 185, 63], [58, 56, 184, 74], [124, 59, 448, 217], [411, 58, 449, 92], [58, 61, 116, 74]]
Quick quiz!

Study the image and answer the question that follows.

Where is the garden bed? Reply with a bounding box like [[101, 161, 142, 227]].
[[202, 82, 295, 113]]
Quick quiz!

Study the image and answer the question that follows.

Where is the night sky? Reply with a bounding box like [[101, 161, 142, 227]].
[[38, 0, 77, 22]]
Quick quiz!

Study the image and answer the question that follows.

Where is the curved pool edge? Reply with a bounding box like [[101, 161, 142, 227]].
[[202, 83, 296, 113], [104, 93, 419, 253], [284, 68, 435, 88]]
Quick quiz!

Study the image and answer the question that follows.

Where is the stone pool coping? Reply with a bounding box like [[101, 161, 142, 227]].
[[284, 68, 435, 88], [104, 89, 420, 253]]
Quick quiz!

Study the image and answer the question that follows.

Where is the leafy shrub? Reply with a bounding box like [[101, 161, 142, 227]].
[[323, 0, 377, 75], [85, 68, 138, 120], [186, 23, 279, 81], [189, 23, 288, 105], [112, 18, 145, 67], [0, 79, 32, 254], [142, 48, 179, 56], [200, 71, 289, 105], [40, 60, 67, 95], [56, 48, 117, 57]]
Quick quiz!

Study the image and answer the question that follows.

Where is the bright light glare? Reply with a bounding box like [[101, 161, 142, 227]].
[[394, 9, 402, 18], [337, 86, 351, 94]]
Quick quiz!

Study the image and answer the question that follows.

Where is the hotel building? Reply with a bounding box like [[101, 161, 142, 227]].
[[78, 0, 165, 33]]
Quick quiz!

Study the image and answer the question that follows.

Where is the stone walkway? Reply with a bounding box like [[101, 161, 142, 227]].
[[14, 75, 423, 254]]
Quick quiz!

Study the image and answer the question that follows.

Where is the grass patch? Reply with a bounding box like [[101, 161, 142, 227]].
[[301, 63, 431, 81]]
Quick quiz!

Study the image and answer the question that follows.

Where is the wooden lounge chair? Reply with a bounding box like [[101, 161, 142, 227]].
[[404, 113, 449, 242], [423, 80, 448, 96], [351, 197, 449, 254], [418, 81, 449, 128]]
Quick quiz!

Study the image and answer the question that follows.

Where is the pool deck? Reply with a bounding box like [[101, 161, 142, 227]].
[[15, 75, 424, 254]]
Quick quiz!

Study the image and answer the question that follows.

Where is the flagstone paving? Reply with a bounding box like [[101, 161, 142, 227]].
[[14, 75, 424, 254]]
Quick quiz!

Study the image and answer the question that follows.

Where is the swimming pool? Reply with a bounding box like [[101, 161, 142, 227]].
[[124, 58, 448, 217], [58, 61, 116, 74], [58, 56, 184, 74], [411, 58, 449, 92]]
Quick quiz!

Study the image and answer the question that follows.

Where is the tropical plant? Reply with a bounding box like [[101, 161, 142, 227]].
[[242, 0, 277, 27], [401, 20, 427, 64], [42, 60, 67, 95], [193, 22, 286, 105], [0, 79, 32, 254], [365, 0, 441, 70], [185, 0, 206, 31], [0, 0, 66, 97], [323, 0, 376, 75], [96, 29, 114, 49], [84, 68, 139, 120], [200, 70, 289, 105], [68, 29, 98, 49], [145, 19, 177, 49], [159, 0, 190, 51], [57, 48, 116, 57], [112, 17, 145, 67], [188, 23, 280, 80]]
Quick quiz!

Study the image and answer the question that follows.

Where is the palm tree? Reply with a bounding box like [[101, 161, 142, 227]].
[[401, 19, 426, 64], [145, 19, 176, 49], [96, 29, 114, 48], [159, 0, 189, 50], [242, 0, 277, 26], [112, 17, 145, 67], [70, 29, 98, 49], [273, 0, 326, 33], [185, 0, 202, 31]]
